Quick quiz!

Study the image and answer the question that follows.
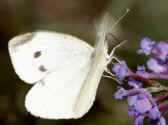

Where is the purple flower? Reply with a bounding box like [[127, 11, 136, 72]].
[[153, 42, 168, 61], [148, 106, 160, 120], [157, 117, 166, 125], [127, 95, 138, 106], [147, 58, 167, 73], [138, 92, 152, 100], [127, 92, 166, 125], [136, 66, 146, 76], [128, 108, 138, 116], [137, 37, 156, 56], [135, 115, 145, 125], [115, 87, 128, 99], [128, 78, 143, 88], [115, 87, 151, 101], [127, 91, 153, 112], [134, 98, 152, 114], [137, 66, 146, 71], [150, 117, 166, 125], [114, 80, 166, 125], [124, 89, 163, 125], [112, 37, 168, 125], [112, 61, 130, 83]]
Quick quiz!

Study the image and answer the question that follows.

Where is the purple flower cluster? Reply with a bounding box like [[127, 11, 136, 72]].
[[112, 38, 168, 125]]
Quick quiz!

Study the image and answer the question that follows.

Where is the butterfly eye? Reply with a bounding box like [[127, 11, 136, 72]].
[[34, 51, 41, 58], [39, 65, 47, 72]]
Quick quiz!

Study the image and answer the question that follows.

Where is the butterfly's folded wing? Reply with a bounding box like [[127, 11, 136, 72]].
[[9, 31, 108, 119], [25, 38, 108, 119], [25, 60, 92, 119], [8, 31, 93, 84]]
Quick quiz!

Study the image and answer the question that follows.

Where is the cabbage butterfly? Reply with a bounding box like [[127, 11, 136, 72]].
[[8, 12, 127, 119]]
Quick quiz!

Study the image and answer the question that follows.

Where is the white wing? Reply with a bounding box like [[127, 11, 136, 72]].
[[25, 60, 91, 119], [9, 30, 109, 119], [8, 31, 93, 84], [25, 38, 108, 119]]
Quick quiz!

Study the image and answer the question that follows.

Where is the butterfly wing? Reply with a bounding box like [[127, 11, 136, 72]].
[[8, 31, 93, 84], [9, 31, 109, 119], [25, 60, 92, 119], [25, 38, 108, 119]]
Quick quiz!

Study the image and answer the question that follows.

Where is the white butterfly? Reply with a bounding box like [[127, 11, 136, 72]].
[[8, 13, 124, 119]]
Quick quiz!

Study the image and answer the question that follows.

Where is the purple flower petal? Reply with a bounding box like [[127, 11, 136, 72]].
[[134, 98, 152, 114], [128, 78, 143, 88], [127, 95, 138, 106], [150, 117, 166, 125], [135, 115, 145, 125], [158, 117, 166, 125], [138, 92, 152, 100], [137, 37, 156, 56], [137, 66, 146, 71], [115, 87, 128, 99], [136, 66, 147, 78], [147, 58, 167, 73], [112, 61, 130, 83], [128, 108, 138, 116], [154, 42, 168, 61], [148, 106, 160, 120]]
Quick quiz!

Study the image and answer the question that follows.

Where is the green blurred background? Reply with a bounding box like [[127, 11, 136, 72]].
[[0, 0, 168, 125]]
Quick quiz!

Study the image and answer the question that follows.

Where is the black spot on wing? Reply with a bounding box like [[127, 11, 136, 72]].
[[39, 65, 47, 72], [34, 51, 41, 58]]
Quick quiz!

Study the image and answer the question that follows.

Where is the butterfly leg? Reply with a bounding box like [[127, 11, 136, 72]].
[[107, 40, 127, 64], [103, 40, 126, 80]]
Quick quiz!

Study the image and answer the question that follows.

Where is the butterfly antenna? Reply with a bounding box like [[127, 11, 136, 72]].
[[106, 9, 130, 62], [111, 9, 130, 30], [96, 9, 130, 43]]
